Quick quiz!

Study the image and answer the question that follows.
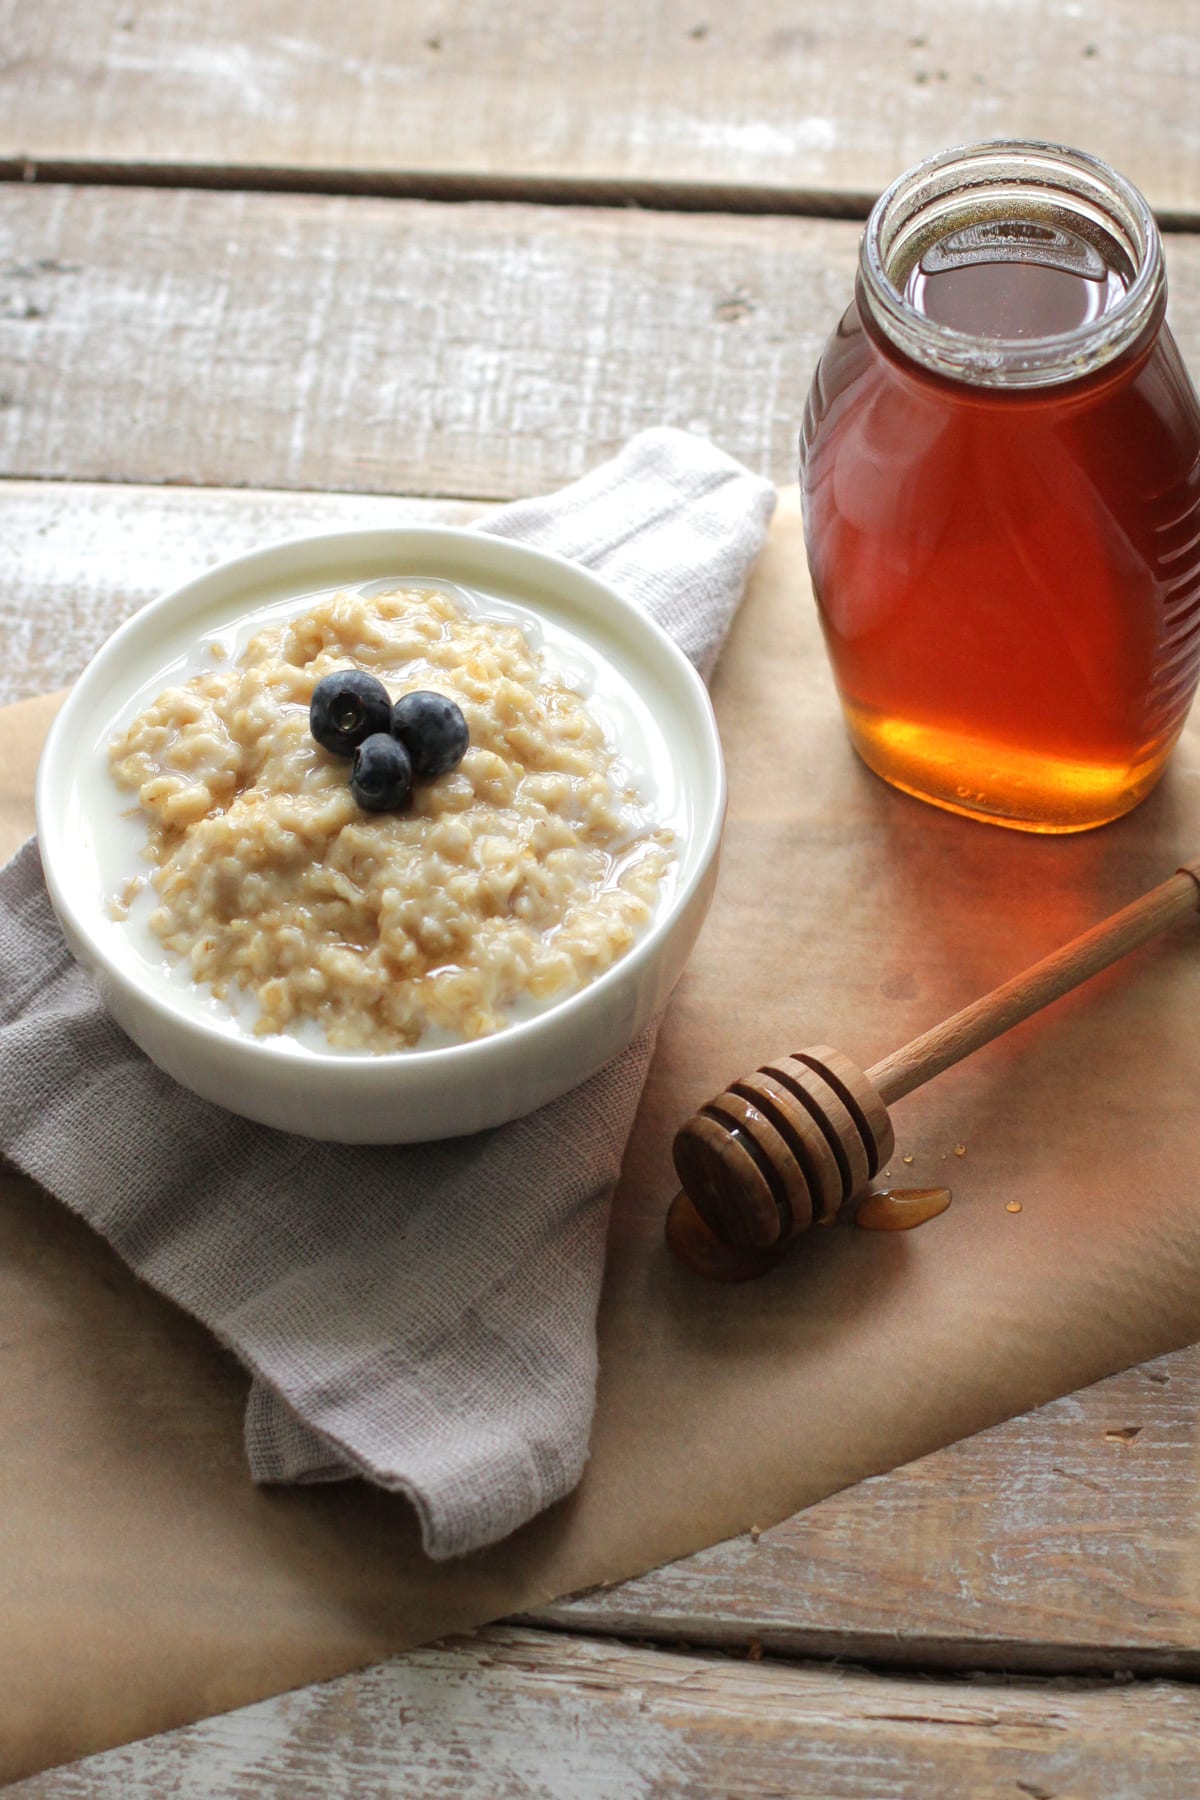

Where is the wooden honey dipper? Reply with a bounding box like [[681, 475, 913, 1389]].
[[673, 858, 1200, 1254]]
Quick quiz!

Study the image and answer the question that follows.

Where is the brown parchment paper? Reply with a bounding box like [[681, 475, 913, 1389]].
[[5, 489, 1200, 1781]]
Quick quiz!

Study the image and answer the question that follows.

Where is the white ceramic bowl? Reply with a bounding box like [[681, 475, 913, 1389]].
[[36, 527, 726, 1142]]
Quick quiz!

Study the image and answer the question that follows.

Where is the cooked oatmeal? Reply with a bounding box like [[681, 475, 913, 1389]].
[[107, 584, 674, 1049]]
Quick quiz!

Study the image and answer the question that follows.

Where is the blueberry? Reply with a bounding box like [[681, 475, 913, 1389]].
[[350, 733, 413, 812], [391, 690, 470, 778], [310, 670, 392, 756]]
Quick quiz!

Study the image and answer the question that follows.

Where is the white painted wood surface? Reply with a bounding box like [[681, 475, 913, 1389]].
[[537, 1350, 1200, 1675], [9, 1625, 1200, 1800], [4, 187, 1200, 508], [0, 186, 857, 497], [3, 1, 1199, 218], [0, 480, 481, 708]]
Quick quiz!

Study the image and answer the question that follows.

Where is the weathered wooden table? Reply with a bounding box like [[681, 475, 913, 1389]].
[[4, 5, 1200, 1793]]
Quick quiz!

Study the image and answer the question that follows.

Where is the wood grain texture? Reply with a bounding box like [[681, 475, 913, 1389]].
[[5, 187, 1200, 506], [533, 1349, 1200, 1676], [0, 480, 481, 707], [0, 185, 856, 499], [3, 1, 1200, 218], [9, 1625, 1200, 1800]]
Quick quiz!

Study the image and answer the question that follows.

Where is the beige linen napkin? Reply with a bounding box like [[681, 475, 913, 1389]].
[[0, 428, 775, 1561]]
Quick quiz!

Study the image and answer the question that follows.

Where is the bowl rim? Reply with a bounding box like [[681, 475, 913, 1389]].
[[35, 523, 727, 1080]]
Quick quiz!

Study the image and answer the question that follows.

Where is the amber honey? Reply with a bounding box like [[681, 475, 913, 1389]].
[[664, 1188, 785, 1282], [855, 1186, 952, 1231], [800, 143, 1200, 832]]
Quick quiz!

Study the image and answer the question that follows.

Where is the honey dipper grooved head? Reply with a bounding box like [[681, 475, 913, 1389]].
[[671, 1046, 895, 1251]]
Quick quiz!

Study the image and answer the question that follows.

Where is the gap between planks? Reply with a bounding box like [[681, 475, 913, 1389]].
[[518, 1607, 1200, 1683], [0, 157, 877, 221], [7, 1625, 1200, 1800], [3, 160, 1199, 234]]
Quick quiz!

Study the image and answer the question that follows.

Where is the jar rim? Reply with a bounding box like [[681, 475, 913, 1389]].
[[859, 140, 1165, 390]]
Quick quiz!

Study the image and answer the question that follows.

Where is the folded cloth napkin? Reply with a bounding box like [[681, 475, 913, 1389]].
[[0, 428, 775, 1559]]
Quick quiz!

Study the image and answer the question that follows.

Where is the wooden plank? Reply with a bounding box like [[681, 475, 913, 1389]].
[[532, 1348, 1200, 1676], [5, 188, 1200, 507], [0, 480, 481, 708], [0, 185, 859, 499], [3, 1, 1200, 219], [9, 1625, 1200, 1799]]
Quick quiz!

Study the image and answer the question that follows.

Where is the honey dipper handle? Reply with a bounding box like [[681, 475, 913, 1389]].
[[866, 859, 1200, 1107]]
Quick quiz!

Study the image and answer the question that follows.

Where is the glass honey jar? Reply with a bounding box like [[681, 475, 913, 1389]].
[[799, 141, 1200, 832]]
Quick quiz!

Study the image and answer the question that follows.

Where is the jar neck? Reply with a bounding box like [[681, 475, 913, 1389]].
[[858, 141, 1166, 392]]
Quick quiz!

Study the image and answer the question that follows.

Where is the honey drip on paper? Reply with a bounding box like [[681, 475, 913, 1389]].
[[855, 1187, 952, 1232], [665, 1190, 785, 1283]]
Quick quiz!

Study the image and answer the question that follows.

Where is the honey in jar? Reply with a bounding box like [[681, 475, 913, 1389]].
[[800, 142, 1200, 832]]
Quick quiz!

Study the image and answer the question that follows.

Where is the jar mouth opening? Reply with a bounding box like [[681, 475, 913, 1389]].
[[860, 140, 1164, 389]]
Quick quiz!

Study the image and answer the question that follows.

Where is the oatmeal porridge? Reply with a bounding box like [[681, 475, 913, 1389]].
[[107, 583, 675, 1050]]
